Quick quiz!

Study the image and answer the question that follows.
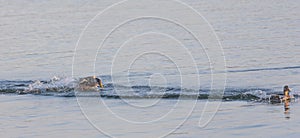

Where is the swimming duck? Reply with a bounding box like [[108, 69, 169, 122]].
[[76, 76, 104, 91], [270, 85, 293, 104]]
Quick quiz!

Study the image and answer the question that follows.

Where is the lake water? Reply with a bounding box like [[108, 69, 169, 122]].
[[0, 0, 299, 137], [1, 95, 300, 137]]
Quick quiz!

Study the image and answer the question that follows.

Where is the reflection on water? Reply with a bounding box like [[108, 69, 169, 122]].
[[284, 99, 290, 119]]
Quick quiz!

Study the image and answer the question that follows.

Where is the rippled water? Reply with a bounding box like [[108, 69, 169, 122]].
[[0, 0, 299, 137]]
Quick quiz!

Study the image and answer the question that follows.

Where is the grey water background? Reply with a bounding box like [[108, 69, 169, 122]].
[[0, 0, 300, 137], [1, 0, 299, 90]]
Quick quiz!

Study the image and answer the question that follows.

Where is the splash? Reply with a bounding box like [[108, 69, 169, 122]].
[[23, 76, 75, 94]]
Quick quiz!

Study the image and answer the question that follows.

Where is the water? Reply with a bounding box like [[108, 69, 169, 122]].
[[0, 0, 300, 137], [1, 95, 300, 137]]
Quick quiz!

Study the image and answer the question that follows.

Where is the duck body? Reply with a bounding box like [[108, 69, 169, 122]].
[[270, 94, 281, 104], [76, 76, 104, 91], [269, 94, 295, 104]]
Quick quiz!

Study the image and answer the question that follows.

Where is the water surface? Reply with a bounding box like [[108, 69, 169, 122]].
[[0, 0, 299, 137]]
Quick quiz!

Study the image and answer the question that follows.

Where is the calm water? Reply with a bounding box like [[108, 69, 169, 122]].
[[0, 0, 300, 137], [1, 95, 300, 137]]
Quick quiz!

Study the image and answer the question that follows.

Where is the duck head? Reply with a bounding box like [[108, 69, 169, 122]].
[[95, 77, 104, 88], [284, 85, 291, 92]]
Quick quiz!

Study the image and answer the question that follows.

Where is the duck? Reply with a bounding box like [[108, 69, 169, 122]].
[[269, 85, 293, 104], [76, 76, 104, 91]]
